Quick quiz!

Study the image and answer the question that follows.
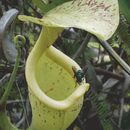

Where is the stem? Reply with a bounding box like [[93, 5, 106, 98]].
[[118, 98, 124, 127], [16, 81, 29, 127], [72, 33, 91, 61], [0, 66, 25, 74], [0, 35, 26, 105], [0, 44, 21, 105], [94, 67, 125, 80], [11, 0, 28, 40], [92, 35, 130, 75]]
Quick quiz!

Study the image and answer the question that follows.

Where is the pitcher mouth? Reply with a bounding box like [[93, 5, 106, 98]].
[[25, 27, 89, 110], [26, 45, 89, 110]]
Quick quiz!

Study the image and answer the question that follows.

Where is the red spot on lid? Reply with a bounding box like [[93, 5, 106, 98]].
[[71, 0, 76, 5], [88, 0, 92, 6], [105, 5, 111, 11]]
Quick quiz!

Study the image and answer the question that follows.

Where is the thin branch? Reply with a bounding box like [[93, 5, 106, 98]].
[[0, 74, 11, 87], [94, 67, 125, 80], [0, 66, 25, 74], [77, 116, 86, 130], [72, 33, 91, 61], [7, 100, 25, 104], [118, 98, 124, 127], [11, 0, 28, 40], [16, 81, 29, 127], [92, 35, 130, 75], [26, 2, 42, 18]]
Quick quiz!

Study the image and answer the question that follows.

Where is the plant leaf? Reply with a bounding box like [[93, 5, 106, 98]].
[[118, 0, 130, 24], [19, 0, 119, 40]]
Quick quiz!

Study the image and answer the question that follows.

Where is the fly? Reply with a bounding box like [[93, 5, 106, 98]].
[[72, 65, 88, 87]]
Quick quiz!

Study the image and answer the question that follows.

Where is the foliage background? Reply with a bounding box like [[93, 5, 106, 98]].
[[0, 0, 130, 130]]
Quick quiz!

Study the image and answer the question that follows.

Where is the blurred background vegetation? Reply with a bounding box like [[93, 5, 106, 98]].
[[0, 0, 130, 130]]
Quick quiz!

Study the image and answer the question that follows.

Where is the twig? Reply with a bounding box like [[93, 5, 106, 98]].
[[92, 35, 130, 75], [72, 33, 91, 61], [26, 2, 42, 18], [118, 98, 124, 127], [94, 67, 125, 80], [60, 28, 71, 37], [16, 81, 29, 127], [15, 116, 25, 128], [110, 118, 123, 130], [0, 66, 25, 74], [77, 116, 86, 130], [0, 74, 11, 87], [11, 0, 28, 40], [6, 100, 25, 104]]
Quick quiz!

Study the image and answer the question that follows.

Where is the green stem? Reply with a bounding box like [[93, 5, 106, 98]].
[[0, 43, 21, 105], [11, 0, 28, 40], [0, 35, 26, 104], [0, 35, 26, 106], [0, 35, 25, 130]]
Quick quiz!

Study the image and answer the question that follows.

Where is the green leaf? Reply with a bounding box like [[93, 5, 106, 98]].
[[25, 0, 32, 9], [118, 0, 130, 24], [32, 0, 71, 12]]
